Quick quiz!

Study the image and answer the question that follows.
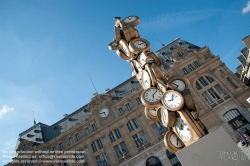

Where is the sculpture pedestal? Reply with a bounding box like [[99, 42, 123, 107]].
[[176, 127, 249, 166]]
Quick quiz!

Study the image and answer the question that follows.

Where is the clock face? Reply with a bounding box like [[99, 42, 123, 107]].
[[141, 70, 151, 89], [171, 80, 186, 91], [100, 109, 109, 118], [144, 88, 163, 103], [175, 117, 191, 141], [134, 41, 147, 49], [170, 133, 183, 148], [162, 90, 184, 111], [149, 108, 157, 117], [123, 16, 137, 23], [161, 107, 169, 124]]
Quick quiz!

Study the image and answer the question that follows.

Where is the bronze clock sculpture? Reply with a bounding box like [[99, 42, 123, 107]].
[[108, 16, 208, 154]]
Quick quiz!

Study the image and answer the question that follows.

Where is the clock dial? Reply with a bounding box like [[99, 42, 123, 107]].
[[175, 117, 191, 141], [100, 109, 109, 118], [141, 70, 151, 89], [122, 16, 140, 27], [171, 80, 186, 91], [162, 90, 184, 111], [164, 130, 184, 154], [149, 108, 157, 116], [141, 87, 163, 108], [159, 107, 176, 127], [170, 133, 183, 148], [119, 39, 131, 58], [134, 41, 147, 49], [144, 88, 162, 103], [129, 38, 151, 54]]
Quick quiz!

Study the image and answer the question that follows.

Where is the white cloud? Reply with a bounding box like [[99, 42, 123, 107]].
[[140, 9, 235, 30], [0, 105, 14, 118], [243, 1, 250, 14]]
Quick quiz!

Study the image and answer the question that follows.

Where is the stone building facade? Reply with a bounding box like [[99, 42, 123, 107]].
[[236, 35, 250, 87], [6, 38, 250, 166]]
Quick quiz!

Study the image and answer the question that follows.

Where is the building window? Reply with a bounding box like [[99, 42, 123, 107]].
[[96, 152, 109, 166], [132, 131, 149, 148], [208, 88, 221, 100], [96, 139, 103, 149], [52, 146, 56, 153], [22, 144, 27, 151], [196, 81, 203, 90], [114, 142, 129, 159], [114, 129, 122, 139], [85, 128, 90, 135], [188, 64, 195, 71], [136, 97, 142, 105], [202, 91, 214, 104], [126, 103, 132, 111], [59, 142, 64, 150], [205, 76, 215, 83], [118, 108, 124, 115], [198, 77, 209, 86], [166, 150, 182, 166], [127, 121, 134, 132], [68, 137, 73, 145], [75, 153, 80, 162], [226, 77, 238, 88], [80, 149, 85, 159], [146, 156, 163, 166], [75, 133, 80, 141], [214, 84, 228, 96], [132, 118, 140, 128], [223, 109, 250, 136], [151, 123, 168, 137], [109, 132, 116, 142], [91, 142, 98, 153], [92, 124, 97, 131], [182, 67, 189, 74], [194, 60, 200, 67]]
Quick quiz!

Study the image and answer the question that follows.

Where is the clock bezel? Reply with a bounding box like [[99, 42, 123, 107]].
[[164, 130, 185, 154], [162, 90, 184, 111], [145, 107, 159, 122], [157, 107, 176, 127], [129, 38, 151, 54], [141, 87, 163, 108], [99, 108, 109, 118], [122, 16, 140, 27]]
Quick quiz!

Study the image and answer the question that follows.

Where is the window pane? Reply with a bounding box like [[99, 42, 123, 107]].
[[214, 84, 228, 96], [114, 129, 122, 139], [196, 81, 203, 90], [194, 60, 200, 67], [199, 77, 209, 86], [75, 133, 80, 141], [114, 145, 122, 159], [136, 97, 142, 105], [208, 88, 220, 100], [126, 103, 132, 111], [132, 119, 140, 128], [97, 139, 103, 149], [182, 67, 189, 74], [85, 128, 90, 135], [69, 137, 73, 145], [109, 132, 116, 142], [59, 143, 64, 150], [80, 150, 85, 159], [118, 108, 124, 115], [132, 134, 141, 148], [92, 124, 97, 131], [205, 76, 215, 83], [127, 122, 134, 132], [188, 64, 194, 71], [91, 142, 97, 153], [202, 91, 214, 104]]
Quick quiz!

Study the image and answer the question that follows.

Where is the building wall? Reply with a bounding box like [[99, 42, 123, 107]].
[[6, 38, 250, 166]]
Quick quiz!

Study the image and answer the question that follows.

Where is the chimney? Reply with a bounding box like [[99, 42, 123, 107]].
[[93, 92, 98, 97], [63, 114, 68, 118], [105, 88, 110, 93]]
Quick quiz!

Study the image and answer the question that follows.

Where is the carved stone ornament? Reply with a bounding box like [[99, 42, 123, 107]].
[[87, 94, 112, 110]]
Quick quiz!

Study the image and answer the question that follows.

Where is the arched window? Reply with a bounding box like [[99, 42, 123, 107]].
[[146, 156, 163, 166], [223, 109, 250, 135], [166, 150, 182, 166]]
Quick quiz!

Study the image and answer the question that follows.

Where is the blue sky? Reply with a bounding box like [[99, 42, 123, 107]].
[[0, 0, 250, 164]]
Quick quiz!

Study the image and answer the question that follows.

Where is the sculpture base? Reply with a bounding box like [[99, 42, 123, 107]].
[[176, 127, 249, 166]]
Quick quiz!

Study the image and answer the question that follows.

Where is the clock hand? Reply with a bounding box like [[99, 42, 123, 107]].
[[153, 91, 157, 99], [172, 83, 179, 88], [176, 137, 179, 145]]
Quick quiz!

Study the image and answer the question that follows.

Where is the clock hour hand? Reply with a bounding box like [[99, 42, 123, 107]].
[[176, 137, 179, 145], [172, 83, 179, 88]]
